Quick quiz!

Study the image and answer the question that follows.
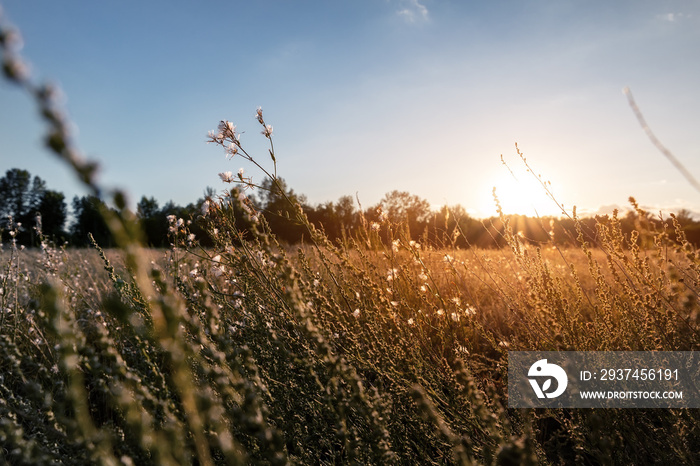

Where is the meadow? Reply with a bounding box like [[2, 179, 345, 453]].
[[2, 147, 700, 464], [2, 13, 700, 465]]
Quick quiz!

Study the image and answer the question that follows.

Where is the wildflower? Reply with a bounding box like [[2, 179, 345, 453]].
[[390, 301, 399, 307], [166, 215, 176, 223], [451, 312, 459, 322], [498, 341, 510, 348], [238, 168, 245, 178], [436, 309, 444, 316], [419, 272, 428, 281], [451, 297, 461, 306], [201, 200, 210, 216], [407, 317, 414, 325], [219, 171, 234, 183], [353, 309, 360, 318], [211, 255, 225, 277], [227, 142, 238, 157], [370, 222, 380, 231], [3, 56, 30, 82], [420, 285, 427, 293], [392, 239, 400, 252], [256, 106, 263, 123], [464, 305, 476, 316], [262, 124, 273, 138], [443, 254, 453, 263]]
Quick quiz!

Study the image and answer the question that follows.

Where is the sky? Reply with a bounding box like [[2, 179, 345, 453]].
[[1, 0, 699, 219]]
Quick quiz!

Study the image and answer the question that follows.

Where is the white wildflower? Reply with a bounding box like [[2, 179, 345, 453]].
[[219, 171, 234, 183], [353, 309, 360, 318], [227, 142, 238, 156]]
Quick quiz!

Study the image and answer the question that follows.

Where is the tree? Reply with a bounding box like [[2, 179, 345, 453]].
[[306, 195, 358, 242], [136, 196, 169, 246], [378, 190, 432, 239], [256, 177, 308, 243], [71, 195, 113, 247], [0, 168, 57, 244], [0, 168, 32, 224], [37, 190, 68, 242]]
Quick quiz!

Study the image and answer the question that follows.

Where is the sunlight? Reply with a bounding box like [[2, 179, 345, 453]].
[[479, 169, 566, 218]]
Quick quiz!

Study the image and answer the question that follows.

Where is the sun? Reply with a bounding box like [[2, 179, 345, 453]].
[[478, 170, 566, 218]]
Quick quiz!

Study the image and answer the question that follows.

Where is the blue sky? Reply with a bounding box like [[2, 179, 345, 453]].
[[1, 0, 699, 218]]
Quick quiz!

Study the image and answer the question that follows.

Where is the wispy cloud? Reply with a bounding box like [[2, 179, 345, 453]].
[[397, 0, 429, 24], [657, 12, 691, 22]]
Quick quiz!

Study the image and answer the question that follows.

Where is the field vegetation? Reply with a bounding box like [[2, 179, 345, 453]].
[[1, 11, 700, 465]]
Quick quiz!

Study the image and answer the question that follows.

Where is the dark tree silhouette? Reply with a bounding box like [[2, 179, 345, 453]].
[[256, 177, 308, 243], [0, 168, 67, 244], [37, 189, 68, 243], [137, 196, 169, 247], [71, 195, 113, 247]]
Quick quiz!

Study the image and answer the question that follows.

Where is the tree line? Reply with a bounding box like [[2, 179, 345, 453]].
[[2, 167, 700, 249]]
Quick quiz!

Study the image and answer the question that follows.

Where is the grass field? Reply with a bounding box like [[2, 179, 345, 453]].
[[1, 197, 698, 464]]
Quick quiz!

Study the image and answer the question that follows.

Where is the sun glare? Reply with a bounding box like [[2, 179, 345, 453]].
[[478, 170, 566, 218]]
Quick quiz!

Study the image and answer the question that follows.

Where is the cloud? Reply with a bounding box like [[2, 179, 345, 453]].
[[397, 0, 429, 24], [658, 12, 691, 22]]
